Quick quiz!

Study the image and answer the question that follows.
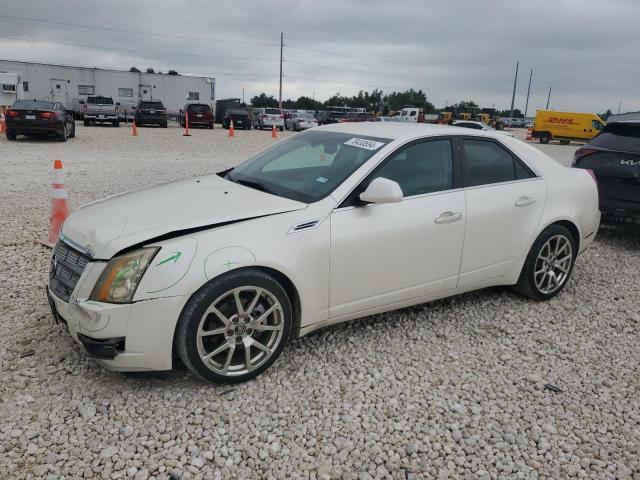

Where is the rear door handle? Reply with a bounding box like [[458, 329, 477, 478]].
[[434, 211, 463, 224], [515, 196, 536, 207]]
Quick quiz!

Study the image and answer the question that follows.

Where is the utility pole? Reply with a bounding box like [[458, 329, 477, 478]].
[[509, 61, 519, 119], [524, 69, 533, 118], [279, 32, 284, 110], [242, 88, 244, 104], [617, 100, 622, 114], [546, 86, 552, 110]]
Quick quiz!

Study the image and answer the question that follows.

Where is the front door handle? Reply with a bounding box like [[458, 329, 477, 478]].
[[515, 196, 536, 207], [434, 211, 463, 224]]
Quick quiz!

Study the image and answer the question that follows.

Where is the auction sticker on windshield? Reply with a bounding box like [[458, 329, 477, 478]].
[[344, 138, 386, 150]]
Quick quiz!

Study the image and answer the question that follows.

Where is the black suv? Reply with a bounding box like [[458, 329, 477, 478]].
[[180, 104, 214, 129], [134, 100, 167, 127], [573, 121, 640, 227], [223, 108, 251, 130]]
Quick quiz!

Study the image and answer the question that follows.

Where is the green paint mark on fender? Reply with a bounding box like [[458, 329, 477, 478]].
[[222, 260, 238, 271], [156, 252, 182, 266]]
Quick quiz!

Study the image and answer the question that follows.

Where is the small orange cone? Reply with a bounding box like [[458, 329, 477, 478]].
[[0, 114, 5, 134], [526, 127, 533, 141], [271, 124, 278, 139], [229, 120, 235, 137], [183, 112, 191, 137], [40, 159, 70, 248], [132, 121, 138, 137]]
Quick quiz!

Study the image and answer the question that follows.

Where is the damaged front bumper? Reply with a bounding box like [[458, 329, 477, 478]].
[[46, 284, 185, 372]]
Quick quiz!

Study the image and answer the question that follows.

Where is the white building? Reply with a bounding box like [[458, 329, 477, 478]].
[[0, 59, 215, 118]]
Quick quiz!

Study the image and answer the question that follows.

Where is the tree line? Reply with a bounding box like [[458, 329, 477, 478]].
[[251, 89, 436, 114]]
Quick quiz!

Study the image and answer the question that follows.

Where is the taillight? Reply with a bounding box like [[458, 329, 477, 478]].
[[572, 147, 598, 166], [40, 111, 58, 119], [115, 105, 119, 113], [7, 110, 19, 117]]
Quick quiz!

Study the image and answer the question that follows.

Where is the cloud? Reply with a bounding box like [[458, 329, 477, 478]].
[[1, 0, 637, 112]]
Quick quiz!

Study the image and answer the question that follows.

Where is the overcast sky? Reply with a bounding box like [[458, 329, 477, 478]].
[[1, 0, 638, 113]]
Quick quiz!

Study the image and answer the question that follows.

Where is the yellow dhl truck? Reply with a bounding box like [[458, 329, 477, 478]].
[[532, 110, 606, 144]]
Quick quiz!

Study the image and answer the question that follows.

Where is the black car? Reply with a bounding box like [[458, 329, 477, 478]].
[[134, 100, 167, 127], [5, 99, 76, 142], [223, 108, 251, 130], [180, 103, 214, 129], [315, 111, 345, 126], [572, 121, 640, 227]]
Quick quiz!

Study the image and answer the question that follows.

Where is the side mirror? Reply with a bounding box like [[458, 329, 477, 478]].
[[359, 177, 403, 204]]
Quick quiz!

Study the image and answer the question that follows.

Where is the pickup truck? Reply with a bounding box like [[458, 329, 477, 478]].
[[83, 96, 119, 127]]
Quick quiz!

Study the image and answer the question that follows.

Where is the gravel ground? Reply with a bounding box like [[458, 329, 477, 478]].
[[1, 123, 639, 479]]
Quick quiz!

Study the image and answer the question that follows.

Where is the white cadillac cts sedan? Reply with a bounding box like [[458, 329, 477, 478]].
[[47, 123, 600, 383]]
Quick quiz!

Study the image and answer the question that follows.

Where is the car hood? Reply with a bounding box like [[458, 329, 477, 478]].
[[61, 173, 307, 259]]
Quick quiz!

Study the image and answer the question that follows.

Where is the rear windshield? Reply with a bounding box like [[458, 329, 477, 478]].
[[264, 108, 282, 115], [589, 123, 640, 153], [139, 101, 163, 109], [87, 96, 114, 104], [12, 100, 54, 110], [187, 104, 211, 113], [228, 109, 248, 115]]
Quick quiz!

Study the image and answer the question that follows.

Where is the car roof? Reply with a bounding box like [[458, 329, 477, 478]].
[[318, 121, 497, 141]]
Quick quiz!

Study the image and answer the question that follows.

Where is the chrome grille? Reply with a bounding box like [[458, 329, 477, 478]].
[[49, 241, 91, 302]]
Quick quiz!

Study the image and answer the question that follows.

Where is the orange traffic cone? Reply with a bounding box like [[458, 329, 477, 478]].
[[271, 124, 278, 139], [40, 160, 70, 248], [229, 120, 235, 137], [183, 112, 191, 137], [131, 121, 138, 137], [526, 127, 533, 141], [0, 114, 5, 134]]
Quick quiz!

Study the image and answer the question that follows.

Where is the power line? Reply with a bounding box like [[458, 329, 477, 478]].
[[0, 35, 279, 63], [0, 14, 279, 47], [286, 44, 426, 68], [286, 58, 431, 81]]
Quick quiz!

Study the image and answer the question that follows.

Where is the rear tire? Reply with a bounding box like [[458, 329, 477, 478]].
[[175, 268, 293, 384], [113, 120, 120, 127], [68, 123, 76, 138], [6, 131, 17, 141], [58, 125, 68, 142], [83, 120, 89, 127], [512, 224, 577, 301], [560, 139, 570, 145]]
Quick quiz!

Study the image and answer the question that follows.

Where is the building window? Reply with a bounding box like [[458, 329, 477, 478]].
[[78, 85, 95, 95], [118, 87, 134, 97], [1, 83, 16, 92], [23, 81, 29, 92], [188, 91, 199, 101]]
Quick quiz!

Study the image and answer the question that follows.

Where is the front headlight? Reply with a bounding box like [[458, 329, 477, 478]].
[[90, 248, 158, 303]]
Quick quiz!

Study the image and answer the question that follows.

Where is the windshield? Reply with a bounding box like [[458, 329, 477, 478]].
[[87, 96, 113, 104], [12, 100, 54, 110], [139, 101, 163, 109], [226, 131, 390, 203], [187, 104, 210, 113]]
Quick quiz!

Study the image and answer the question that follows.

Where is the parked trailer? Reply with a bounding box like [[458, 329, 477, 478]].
[[0, 59, 215, 120]]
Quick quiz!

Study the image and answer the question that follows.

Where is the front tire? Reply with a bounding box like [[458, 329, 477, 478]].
[[513, 225, 577, 301], [175, 269, 293, 383], [539, 133, 550, 144]]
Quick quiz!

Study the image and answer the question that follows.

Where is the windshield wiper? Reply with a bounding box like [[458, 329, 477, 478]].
[[232, 178, 276, 195]]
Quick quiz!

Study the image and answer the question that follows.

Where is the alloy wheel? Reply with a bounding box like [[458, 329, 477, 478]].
[[196, 286, 284, 377], [534, 234, 573, 295]]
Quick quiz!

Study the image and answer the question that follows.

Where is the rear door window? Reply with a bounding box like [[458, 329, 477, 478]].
[[461, 139, 534, 187], [188, 104, 211, 113]]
